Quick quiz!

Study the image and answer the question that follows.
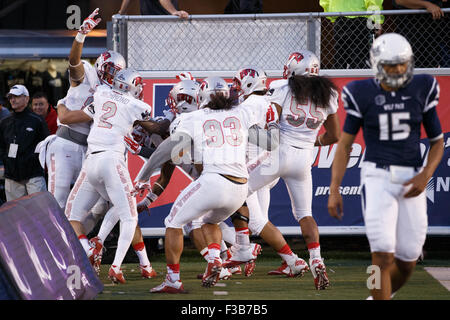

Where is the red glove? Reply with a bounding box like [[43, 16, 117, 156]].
[[79, 8, 101, 35], [124, 135, 142, 155]]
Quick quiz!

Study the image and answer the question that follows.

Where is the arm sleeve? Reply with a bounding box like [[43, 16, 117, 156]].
[[135, 131, 192, 182], [82, 104, 95, 119], [423, 77, 440, 113], [248, 125, 279, 151]]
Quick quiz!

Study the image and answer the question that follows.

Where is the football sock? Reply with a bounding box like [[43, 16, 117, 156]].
[[277, 244, 297, 265], [235, 227, 250, 249], [167, 264, 180, 282], [200, 247, 209, 261], [133, 241, 151, 267], [207, 243, 221, 262], [307, 242, 321, 260], [78, 235, 91, 254]]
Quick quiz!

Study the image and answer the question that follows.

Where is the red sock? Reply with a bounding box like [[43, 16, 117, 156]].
[[307, 242, 320, 250], [133, 241, 145, 251], [278, 244, 293, 255]]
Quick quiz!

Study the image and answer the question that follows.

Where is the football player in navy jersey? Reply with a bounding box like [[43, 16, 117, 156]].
[[328, 33, 444, 300]]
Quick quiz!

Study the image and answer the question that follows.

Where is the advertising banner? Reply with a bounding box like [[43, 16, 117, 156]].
[[129, 76, 450, 236]]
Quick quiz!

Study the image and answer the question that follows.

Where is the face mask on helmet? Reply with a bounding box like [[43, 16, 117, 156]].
[[95, 51, 126, 86], [197, 77, 230, 109], [283, 51, 320, 79], [370, 33, 414, 89], [232, 67, 267, 98], [167, 80, 199, 114]]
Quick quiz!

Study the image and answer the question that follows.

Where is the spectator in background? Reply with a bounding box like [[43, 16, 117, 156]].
[[118, 0, 189, 18], [320, 0, 384, 69], [31, 92, 58, 135], [25, 64, 44, 98], [224, 0, 263, 13], [0, 85, 49, 202], [0, 97, 10, 121], [393, 0, 449, 68], [42, 61, 64, 107]]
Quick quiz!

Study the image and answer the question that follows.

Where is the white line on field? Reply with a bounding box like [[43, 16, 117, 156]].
[[424, 267, 450, 291]]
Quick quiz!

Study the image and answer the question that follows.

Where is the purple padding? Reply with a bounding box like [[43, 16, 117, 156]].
[[0, 192, 103, 300]]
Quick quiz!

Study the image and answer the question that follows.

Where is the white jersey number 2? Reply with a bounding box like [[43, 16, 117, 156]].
[[98, 101, 117, 129], [203, 117, 243, 147]]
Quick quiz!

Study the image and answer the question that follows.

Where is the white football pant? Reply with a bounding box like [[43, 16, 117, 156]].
[[360, 162, 427, 262]]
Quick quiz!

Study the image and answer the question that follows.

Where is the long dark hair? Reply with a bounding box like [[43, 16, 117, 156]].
[[206, 93, 236, 110], [288, 75, 338, 108]]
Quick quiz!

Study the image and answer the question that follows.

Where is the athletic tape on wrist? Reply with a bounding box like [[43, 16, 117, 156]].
[[75, 33, 86, 43]]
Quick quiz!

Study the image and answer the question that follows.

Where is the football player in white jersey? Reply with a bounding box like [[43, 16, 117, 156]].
[[246, 51, 341, 290], [328, 34, 444, 300], [58, 68, 160, 284], [223, 66, 310, 278], [42, 9, 126, 212], [133, 77, 279, 293]]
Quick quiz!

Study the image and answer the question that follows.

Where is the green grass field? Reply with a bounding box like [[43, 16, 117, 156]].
[[94, 243, 450, 300]]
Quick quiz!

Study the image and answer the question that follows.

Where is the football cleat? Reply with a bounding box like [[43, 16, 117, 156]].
[[251, 243, 262, 257], [267, 261, 291, 276], [229, 265, 242, 275], [108, 265, 126, 284], [88, 236, 103, 276], [287, 256, 310, 278], [222, 245, 258, 268], [219, 267, 232, 280], [244, 260, 256, 277], [202, 259, 222, 288], [309, 258, 330, 290], [140, 265, 157, 279], [150, 275, 187, 294]]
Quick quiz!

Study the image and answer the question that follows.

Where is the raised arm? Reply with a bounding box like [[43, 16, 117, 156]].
[[69, 8, 101, 87]]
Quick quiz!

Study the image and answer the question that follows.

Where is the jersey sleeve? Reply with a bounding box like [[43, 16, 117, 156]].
[[327, 89, 339, 115], [133, 100, 153, 121], [423, 76, 440, 113], [172, 113, 193, 137], [82, 104, 95, 119], [343, 114, 362, 135], [266, 80, 288, 106], [341, 83, 363, 118], [422, 107, 443, 142]]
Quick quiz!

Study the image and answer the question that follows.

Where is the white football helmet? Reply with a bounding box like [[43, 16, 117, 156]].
[[283, 50, 320, 79], [95, 50, 126, 86], [232, 66, 267, 97], [167, 80, 199, 114], [176, 71, 196, 82], [197, 77, 230, 109], [113, 68, 145, 99], [370, 33, 414, 89]]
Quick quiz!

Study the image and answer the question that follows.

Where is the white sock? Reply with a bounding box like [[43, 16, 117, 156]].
[[78, 235, 91, 254], [200, 247, 209, 262], [235, 227, 250, 249], [207, 243, 221, 262], [112, 219, 137, 268], [133, 243, 150, 266]]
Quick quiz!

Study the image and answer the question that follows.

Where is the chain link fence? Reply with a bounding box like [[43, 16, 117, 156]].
[[112, 9, 450, 73]]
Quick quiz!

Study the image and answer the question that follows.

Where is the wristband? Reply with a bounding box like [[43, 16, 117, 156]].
[[147, 192, 158, 202], [75, 32, 86, 43]]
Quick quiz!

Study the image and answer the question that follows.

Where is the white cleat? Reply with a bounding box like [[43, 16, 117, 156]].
[[287, 256, 310, 278], [309, 258, 330, 290]]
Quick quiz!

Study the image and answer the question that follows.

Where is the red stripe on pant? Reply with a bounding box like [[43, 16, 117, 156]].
[[65, 170, 87, 219]]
